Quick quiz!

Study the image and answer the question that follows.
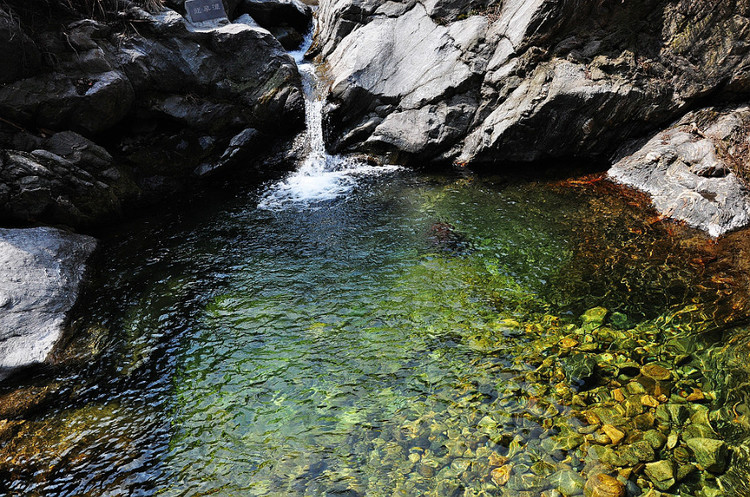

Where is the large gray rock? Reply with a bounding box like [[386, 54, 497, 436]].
[[609, 106, 750, 237], [316, 0, 750, 166], [0, 227, 96, 380]]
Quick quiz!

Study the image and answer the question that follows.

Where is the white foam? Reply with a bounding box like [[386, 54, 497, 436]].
[[259, 24, 402, 211], [258, 156, 402, 211]]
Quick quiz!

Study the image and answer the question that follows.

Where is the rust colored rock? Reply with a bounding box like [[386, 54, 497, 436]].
[[636, 364, 674, 397]]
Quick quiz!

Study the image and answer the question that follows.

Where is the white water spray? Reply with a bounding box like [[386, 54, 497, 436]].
[[258, 28, 401, 210]]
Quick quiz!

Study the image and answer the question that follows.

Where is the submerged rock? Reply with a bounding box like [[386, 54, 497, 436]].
[[0, 227, 96, 380], [583, 473, 625, 497], [685, 437, 729, 473]]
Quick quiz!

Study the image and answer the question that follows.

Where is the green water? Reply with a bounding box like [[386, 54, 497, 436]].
[[3, 170, 750, 496]]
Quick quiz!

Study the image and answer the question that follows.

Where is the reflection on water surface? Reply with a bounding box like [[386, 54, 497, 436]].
[[2, 170, 750, 497]]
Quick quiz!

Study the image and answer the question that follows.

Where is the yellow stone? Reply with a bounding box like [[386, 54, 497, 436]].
[[612, 388, 625, 402], [561, 337, 579, 348], [641, 395, 660, 408], [491, 465, 512, 486], [602, 424, 625, 445], [488, 452, 507, 468], [584, 473, 625, 497]]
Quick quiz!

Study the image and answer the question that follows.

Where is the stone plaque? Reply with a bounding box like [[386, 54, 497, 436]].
[[185, 0, 228, 23]]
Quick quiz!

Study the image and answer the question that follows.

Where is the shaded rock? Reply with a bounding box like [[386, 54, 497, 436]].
[[0, 70, 135, 135], [0, 5, 305, 226], [609, 106, 750, 237], [0, 228, 96, 381], [562, 353, 597, 390], [236, 0, 312, 33], [0, 132, 138, 227], [0, 7, 41, 84]]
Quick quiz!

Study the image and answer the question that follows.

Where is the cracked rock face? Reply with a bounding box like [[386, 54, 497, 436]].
[[0, 228, 97, 380], [316, 0, 750, 166], [609, 107, 750, 237]]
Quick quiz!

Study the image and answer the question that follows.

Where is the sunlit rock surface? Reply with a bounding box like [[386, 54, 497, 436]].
[[317, 0, 750, 166], [610, 106, 750, 236]]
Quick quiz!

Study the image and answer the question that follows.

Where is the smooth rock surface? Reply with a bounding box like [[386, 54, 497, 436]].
[[609, 106, 750, 237], [0, 228, 96, 380]]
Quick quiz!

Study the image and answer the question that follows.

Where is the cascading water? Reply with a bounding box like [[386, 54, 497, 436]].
[[258, 28, 401, 210]]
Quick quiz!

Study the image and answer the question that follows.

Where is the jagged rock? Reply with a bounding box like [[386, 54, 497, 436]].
[[0, 5, 305, 226], [609, 106, 750, 236], [316, 0, 750, 167], [685, 437, 729, 473], [0, 227, 96, 381], [0, 132, 138, 227]]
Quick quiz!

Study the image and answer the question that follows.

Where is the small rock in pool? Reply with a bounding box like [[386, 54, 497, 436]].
[[427, 221, 472, 254], [584, 473, 625, 497]]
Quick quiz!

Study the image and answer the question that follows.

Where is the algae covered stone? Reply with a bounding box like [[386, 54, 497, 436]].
[[644, 460, 675, 491], [685, 437, 729, 473]]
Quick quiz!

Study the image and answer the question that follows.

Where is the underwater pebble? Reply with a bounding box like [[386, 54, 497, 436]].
[[583, 473, 625, 497]]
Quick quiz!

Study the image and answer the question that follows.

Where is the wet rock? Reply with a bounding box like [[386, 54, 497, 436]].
[[602, 425, 624, 445], [581, 307, 608, 328], [491, 464, 512, 486], [685, 437, 729, 473], [0, 227, 96, 380], [666, 403, 690, 425], [643, 430, 667, 451], [562, 353, 598, 390], [583, 473, 625, 497], [636, 364, 674, 397], [644, 460, 675, 491], [428, 221, 471, 254], [550, 468, 586, 496]]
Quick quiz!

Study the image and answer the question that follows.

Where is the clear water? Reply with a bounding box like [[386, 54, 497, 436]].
[[258, 28, 401, 211], [4, 168, 750, 496]]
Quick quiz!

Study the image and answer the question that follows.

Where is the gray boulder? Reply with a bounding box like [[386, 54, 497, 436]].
[[316, 0, 750, 166], [0, 227, 96, 380], [609, 106, 750, 237]]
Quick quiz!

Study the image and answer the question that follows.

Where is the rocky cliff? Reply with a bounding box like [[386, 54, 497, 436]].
[[0, 0, 307, 228], [315, 0, 750, 164]]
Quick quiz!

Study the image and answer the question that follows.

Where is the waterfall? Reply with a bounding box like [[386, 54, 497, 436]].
[[258, 28, 400, 211]]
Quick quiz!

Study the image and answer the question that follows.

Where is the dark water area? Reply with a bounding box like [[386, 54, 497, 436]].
[[3, 168, 750, 496]]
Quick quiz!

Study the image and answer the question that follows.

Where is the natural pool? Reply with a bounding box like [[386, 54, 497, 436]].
[[3, 167, 750, 496]]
